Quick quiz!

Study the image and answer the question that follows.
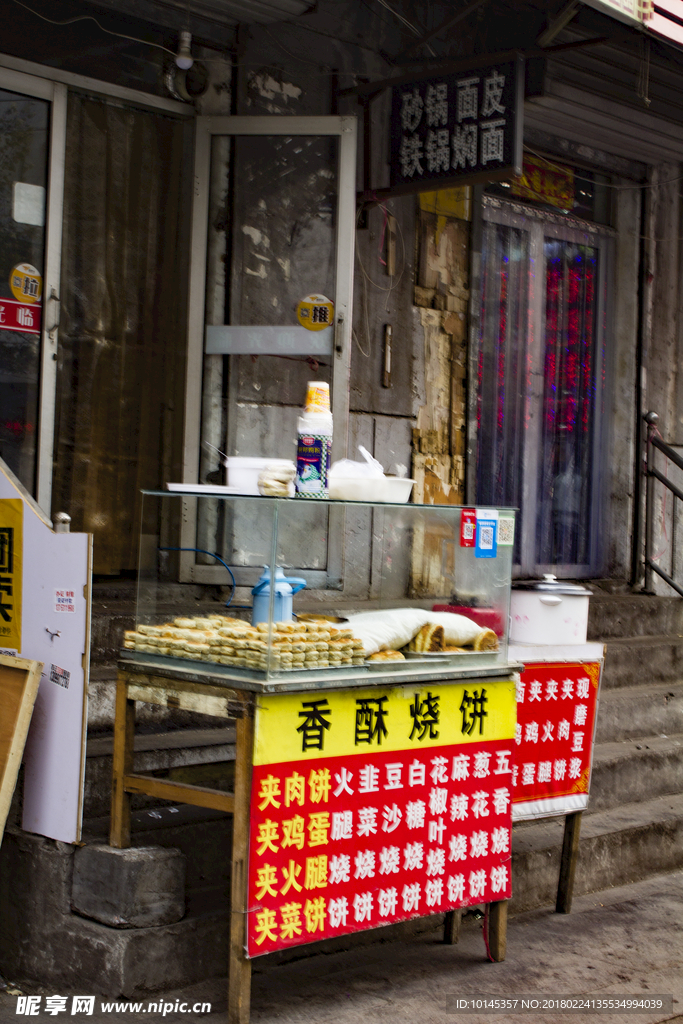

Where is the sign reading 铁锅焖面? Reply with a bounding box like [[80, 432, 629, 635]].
[[247, 681, 516, 956], [389, 57, 524, 195]]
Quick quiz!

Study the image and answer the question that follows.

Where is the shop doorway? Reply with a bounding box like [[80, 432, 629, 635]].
[[0, 68, 65, 512], [180, 115, 356, 588], [474, 198, 612, 578]]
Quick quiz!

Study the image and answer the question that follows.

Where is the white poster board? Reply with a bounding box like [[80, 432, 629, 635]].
[[0, 459, 91, 843]]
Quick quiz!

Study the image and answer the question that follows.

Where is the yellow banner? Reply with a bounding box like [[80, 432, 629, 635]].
[[254, 681, 516, 766], [0, 499, 22, 651]]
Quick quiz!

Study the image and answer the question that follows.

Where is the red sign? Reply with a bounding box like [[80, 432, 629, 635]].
[[460, 509, 476, 547], [510, 155, 575, 211], [247, 739, 513, 956], [0, 298, 42, 335], [512, 662, 600, 809]]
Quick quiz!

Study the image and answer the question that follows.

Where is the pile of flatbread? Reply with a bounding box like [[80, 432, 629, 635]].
[[124, 615, 364, 671]]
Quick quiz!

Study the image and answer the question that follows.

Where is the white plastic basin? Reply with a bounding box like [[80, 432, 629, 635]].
[[328, 477, 415, 503], [224, 457, 294, 495]]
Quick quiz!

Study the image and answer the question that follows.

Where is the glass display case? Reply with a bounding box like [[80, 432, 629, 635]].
[[126, 491, 516, 682]]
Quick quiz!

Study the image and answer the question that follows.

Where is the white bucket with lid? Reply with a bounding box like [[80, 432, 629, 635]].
[[510, 575, 592, 645]]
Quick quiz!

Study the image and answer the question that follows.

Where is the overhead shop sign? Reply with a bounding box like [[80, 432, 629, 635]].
[[581, 0, 653, 22], [646, 1, 683, 47], [389, 56, 524, 195]]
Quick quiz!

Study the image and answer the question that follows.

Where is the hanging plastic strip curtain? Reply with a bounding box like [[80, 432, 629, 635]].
[[536, 240, 598, 566], [52, 94, 188, 574], [477, 220, 529, 563]]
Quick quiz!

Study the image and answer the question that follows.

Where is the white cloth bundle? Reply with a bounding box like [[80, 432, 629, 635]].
[[344, 608, 431, 656], [422, 611, 483, 647], [344, 608, 492, 656]]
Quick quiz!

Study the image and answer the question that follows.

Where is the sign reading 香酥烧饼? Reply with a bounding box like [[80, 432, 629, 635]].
[[247, 681, 516, 956], [389, 58, 523, 194]]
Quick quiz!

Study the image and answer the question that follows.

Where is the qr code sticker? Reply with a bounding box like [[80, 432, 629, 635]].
[[480, 526, 494, 549], [498, 517, 515, 546]]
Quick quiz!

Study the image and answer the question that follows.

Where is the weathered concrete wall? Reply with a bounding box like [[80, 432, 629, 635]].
[[607, 182, 641, 578]]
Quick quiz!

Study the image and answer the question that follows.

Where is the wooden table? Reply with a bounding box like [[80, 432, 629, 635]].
[[110, 654, 518, 1024]]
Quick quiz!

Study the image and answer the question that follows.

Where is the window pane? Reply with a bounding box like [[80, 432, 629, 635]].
[[0, 89, 49, 494]]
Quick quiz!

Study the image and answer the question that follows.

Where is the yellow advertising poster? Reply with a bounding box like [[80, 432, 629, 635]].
[[0, 499, 22, 651], [254, 680, 516, 766]]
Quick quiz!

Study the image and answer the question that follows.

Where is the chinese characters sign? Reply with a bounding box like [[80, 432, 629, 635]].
[[247, 680, 516, 957], [389, 58, 523, 193], [510, 155, 575, 211], [583, 0, 652, 24], [0, 499, 22, 651], [0, 298, 42, 335], [512, 662, 601, 820]]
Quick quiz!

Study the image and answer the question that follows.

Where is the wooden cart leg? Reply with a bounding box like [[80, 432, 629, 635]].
[[228, 710, 254, 1024], [487, 900, 507, 961], [556, 811, 582, 914], [443, 909, 462, 944], [110, 673, 135, 849]]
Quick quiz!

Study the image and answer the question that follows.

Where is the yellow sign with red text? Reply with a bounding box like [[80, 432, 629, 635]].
[[254, 680, 516, 766]]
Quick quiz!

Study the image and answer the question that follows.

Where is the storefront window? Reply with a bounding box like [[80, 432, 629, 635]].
[[0, 88, 49, 494]]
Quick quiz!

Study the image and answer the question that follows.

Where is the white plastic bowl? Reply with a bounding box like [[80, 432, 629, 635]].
[[224, 457, 294, 495], [328, 476, 415, 503]]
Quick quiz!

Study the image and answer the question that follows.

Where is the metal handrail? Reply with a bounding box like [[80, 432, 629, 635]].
[[643, 411, 683, 597]]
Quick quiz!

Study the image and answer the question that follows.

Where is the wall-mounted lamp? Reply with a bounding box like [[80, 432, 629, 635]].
[[175, 30, 193, 70]]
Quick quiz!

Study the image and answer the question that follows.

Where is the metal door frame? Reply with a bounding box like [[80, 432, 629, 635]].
[[180, 115, 357, 584], [474, 196, 613, 578]]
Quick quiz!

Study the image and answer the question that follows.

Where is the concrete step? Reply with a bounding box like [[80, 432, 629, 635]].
[[510, 791, 683, 914], [588, 592, 683, 639], [594, 681, 683, 741], [601, 634, 683, 689], [82, 803, 232, 904], [83, 728, 236, 818], [589, 733, 683, 812]]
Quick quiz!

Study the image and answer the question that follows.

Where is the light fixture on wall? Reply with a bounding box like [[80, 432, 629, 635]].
[[175, 30, 194, 70]]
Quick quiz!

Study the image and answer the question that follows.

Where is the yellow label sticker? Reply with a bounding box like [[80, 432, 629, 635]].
[[296, 294, 334, 332], [10, 263, 42, 304], [0, 499, 23, 650], [254, 681, 516, 767]]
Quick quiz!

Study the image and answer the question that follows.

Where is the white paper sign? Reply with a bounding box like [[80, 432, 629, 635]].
[[54, 588, 76, 613]]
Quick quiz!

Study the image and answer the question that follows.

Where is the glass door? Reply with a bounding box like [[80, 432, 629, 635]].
[[181, 115, 356, 585], [475, 199, 611, 577], [0, 67, 65, 512]]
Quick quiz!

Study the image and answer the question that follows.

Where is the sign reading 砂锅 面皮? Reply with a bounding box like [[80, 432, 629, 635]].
[[511, 661, 601, 820], [247, 680, 516, 956], [389, 57, 524, 194]]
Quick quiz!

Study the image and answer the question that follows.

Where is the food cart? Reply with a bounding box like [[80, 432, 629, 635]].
[[110, 493, 520, 1023]]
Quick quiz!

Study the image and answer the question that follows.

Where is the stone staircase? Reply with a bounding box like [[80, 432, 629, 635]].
[[2, 590, 682, 996], [509, 592, 683, 912]]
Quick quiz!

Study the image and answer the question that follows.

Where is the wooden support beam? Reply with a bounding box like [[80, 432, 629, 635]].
[[556, 811, 582, 914], [110, 674, 135, 849], [228, 712, 255, 1024], [487, 900, 507, 962], [443, 909, 462, 944], [122, 774, 235, 814]]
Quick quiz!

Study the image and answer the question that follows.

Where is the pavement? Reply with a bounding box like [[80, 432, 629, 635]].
[[1, 870, 681, 1024]]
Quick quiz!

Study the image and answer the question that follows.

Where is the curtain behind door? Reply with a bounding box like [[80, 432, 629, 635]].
[[53, 94, 189, 574]]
